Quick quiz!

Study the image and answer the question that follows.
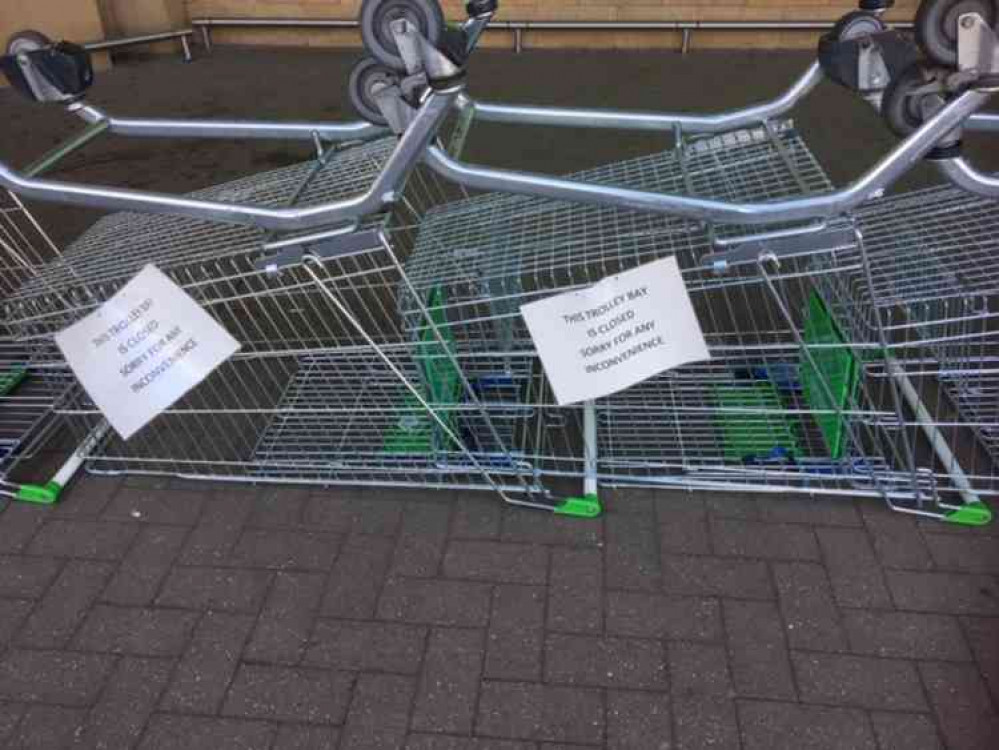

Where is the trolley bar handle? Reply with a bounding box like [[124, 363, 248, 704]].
[[0, 87, 459, 232], [69, 101, 388, 142], [0, 86, 991, 232], [460, 62, 825, 134], [965, 112, 999, 132], [63, 60, 823, 144], [935, 157, 999, 198], [422, 88, 994, 226]]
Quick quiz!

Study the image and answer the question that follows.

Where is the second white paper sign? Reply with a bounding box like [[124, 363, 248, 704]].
[[520, 256, 710, 405]]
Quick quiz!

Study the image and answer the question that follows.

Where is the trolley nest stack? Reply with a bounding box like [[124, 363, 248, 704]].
[[0, 0, 997, 522], [0, 188, 73, 502]]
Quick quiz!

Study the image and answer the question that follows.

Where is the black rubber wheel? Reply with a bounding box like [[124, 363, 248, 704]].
[[348, 56, 400, 126], [360, 0, 445, 72], [882, 61, 950, 137], [915, 0, 998, 67], [6, 30, 51, 56], [831, 11, 887, 41]]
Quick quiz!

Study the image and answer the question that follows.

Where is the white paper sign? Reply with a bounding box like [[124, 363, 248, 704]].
[[521, 257, 710, 405], [55, 264, 241, 440]]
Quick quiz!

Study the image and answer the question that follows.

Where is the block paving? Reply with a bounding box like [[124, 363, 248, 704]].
[[0, 479, 997, 749]]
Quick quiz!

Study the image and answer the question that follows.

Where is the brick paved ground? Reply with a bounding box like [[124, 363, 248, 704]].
[[2, 46, 999, 750], [1, 478, 998, 750]]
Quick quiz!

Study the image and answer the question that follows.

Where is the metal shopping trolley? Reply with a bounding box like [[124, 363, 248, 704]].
[[0, 0, 997, 519], [0, 188, 81, 503]]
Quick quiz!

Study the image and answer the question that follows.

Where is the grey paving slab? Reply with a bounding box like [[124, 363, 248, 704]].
[[222, 665, 353, 724], [548, 548, 603, 634], [160, 611, 255, 714], [739, 700, 877, 750], [485, 584, 545, 681], [793, 652, 928, 712], [544, 633, 666, 690], [0, 649, 115, 706], [605, 591, 722, 642], [244, 571, 325, 664], [305, 619, 427, 673], [138, 715, 275, 750], [341, 674, 415, 750], [411, 627, 484, 734]]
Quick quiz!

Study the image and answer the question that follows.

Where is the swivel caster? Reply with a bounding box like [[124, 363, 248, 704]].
[[881, 61, 957, 137], [348, 56, 403, 126], [832, 10, 888, 40], [915, 0, 999, 66], [7, 29, 52, 56], [359, 0, 445, 72], [2, 29, 92, 103], [859, 0, 895, 10]]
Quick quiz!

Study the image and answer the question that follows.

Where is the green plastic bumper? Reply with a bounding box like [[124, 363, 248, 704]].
[[16, 481, 63, 505], [555, 494, 602, 518], [946, 501, 992, 527]]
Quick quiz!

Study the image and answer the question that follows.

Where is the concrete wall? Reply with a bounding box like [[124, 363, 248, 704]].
[[0, 0, 110, 86], [99, 0, 188, 53], [0, 1, 925, 55], [184, 0, 922, 50]]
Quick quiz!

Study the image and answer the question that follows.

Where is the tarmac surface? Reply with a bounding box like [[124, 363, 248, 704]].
[[1, 46, 998, 750]]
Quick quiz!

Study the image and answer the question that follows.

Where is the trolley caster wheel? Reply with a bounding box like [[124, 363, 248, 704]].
[[6, 29, 51, 56], [916, 0, 998, 66], [349, 56, 401, 126], [360, 0, 445, 72], [832, 10, 888, 40], [881, 61, 953, 137]]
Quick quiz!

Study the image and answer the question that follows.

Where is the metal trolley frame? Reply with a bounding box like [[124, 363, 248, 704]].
[[0, 0, 997, 521]]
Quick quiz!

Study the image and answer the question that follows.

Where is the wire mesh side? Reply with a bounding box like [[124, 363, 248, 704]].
[[0, 189, 72, 492], [34, 139, 545, 496], [814, 185, 999, 493], [393, 122, 997, 514]]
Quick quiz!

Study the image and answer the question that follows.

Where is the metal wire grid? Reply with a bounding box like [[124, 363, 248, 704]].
[[400, 120, 831, 341], [393, 121, 913, 498], [3, 139, 409, 345], [29, 136, 541, 495], [856, 186, 999, 305], [0, 190, 71, 486], [813, 184, 999, 481], [250, 347, 540, 488], [395, 121, 999, 509], [9, 139, 396, 299], [66, 329, 543, 491], [43, 123, 819, 485], [13, 109, 993, 512]]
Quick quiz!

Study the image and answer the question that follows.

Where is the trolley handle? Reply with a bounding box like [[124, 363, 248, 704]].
[[445, 1, 999, 138], [0, 84, 462, 233], [420, 83, 996, 226], [0, 28, 387, 177], [0, 81, 993, 238]]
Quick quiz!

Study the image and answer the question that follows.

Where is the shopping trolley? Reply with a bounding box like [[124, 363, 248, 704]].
[[0, 0, 997, 521], [0, 188, 83, 503]]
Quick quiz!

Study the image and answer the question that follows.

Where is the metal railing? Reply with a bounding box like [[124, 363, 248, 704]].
[[190, 17, 915, 55], [85, 29, 195, 63]]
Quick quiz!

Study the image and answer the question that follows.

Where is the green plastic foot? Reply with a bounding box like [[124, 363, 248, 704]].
[[16, 481, 62, 505], [555, 494, 602, 518], [946, 501, 992, 527]]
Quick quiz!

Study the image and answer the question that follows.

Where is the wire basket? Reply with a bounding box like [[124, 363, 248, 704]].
[[0, 189, 70, 496]]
